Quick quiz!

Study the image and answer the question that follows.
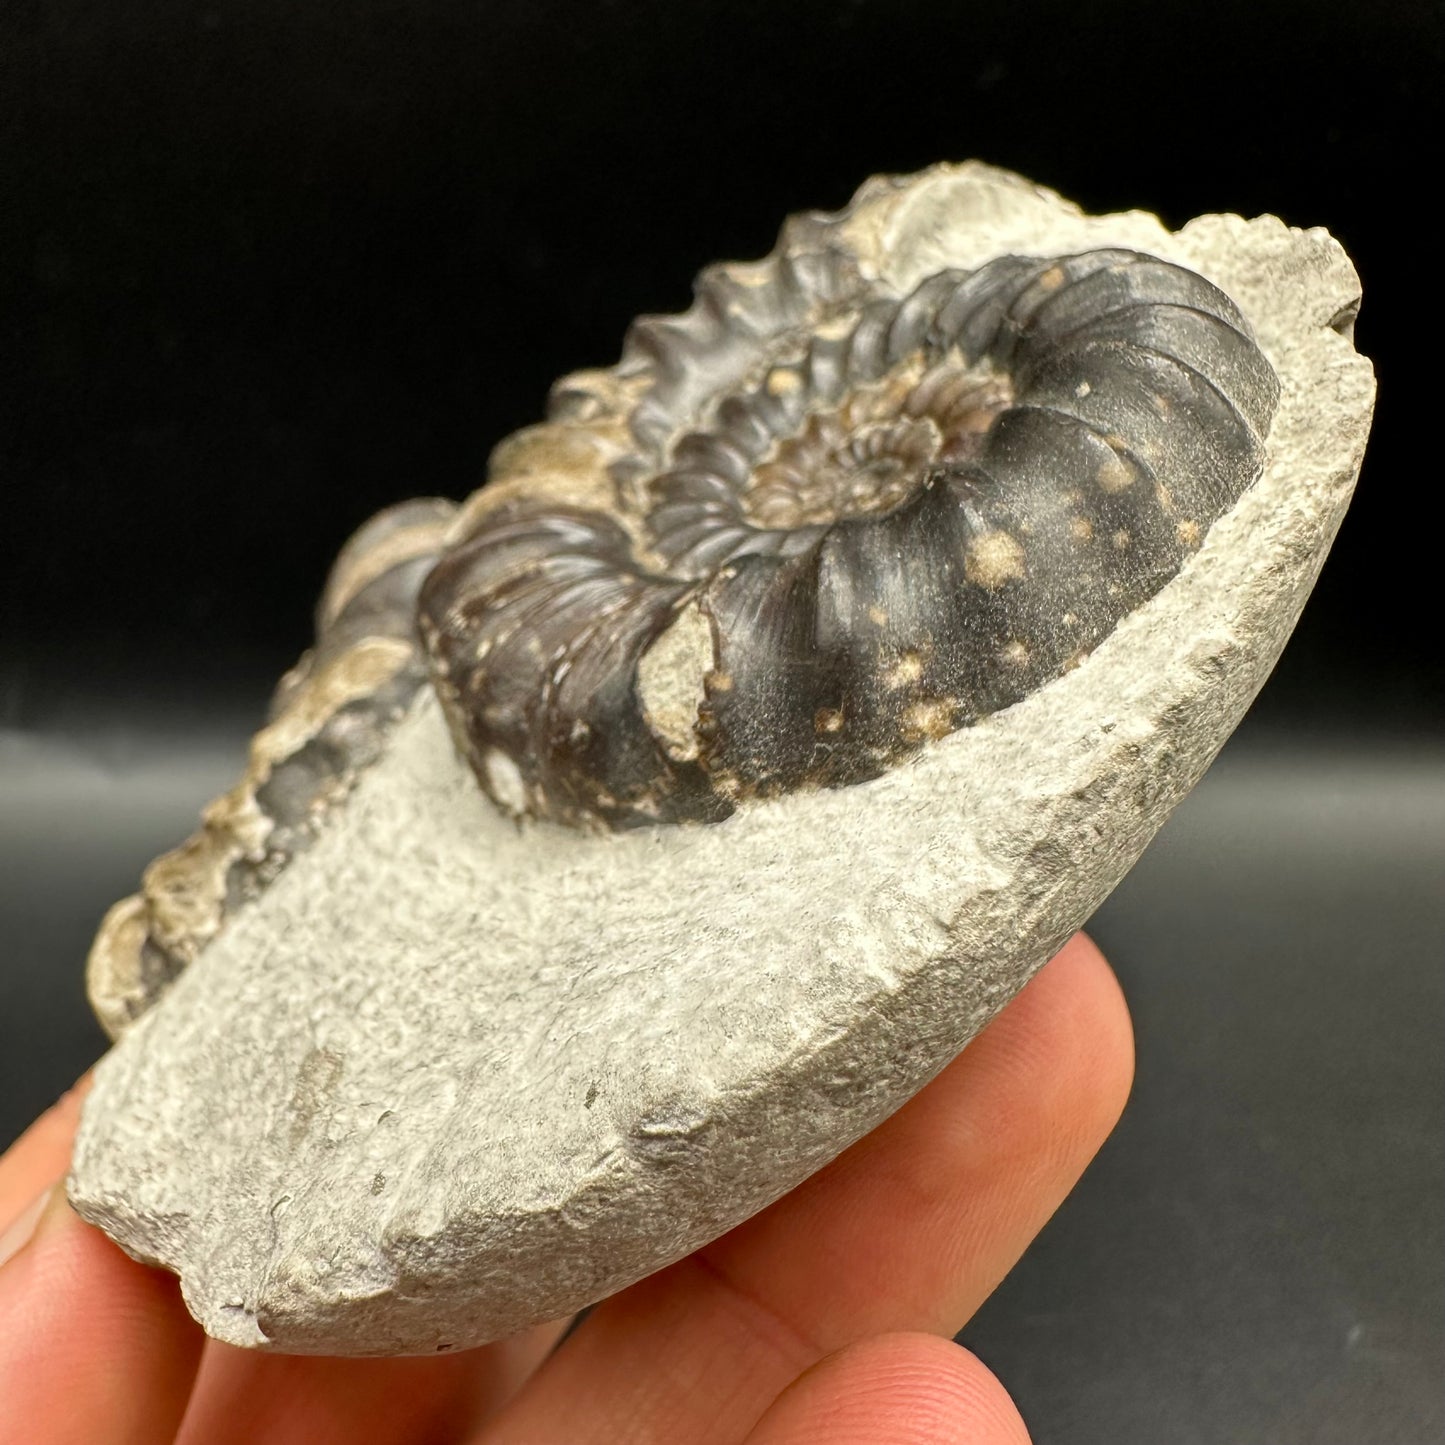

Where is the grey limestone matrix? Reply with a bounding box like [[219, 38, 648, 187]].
[[69, 162, 1375, 1356]]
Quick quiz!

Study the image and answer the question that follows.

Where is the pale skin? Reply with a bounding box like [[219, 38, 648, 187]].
[[0, 933, 1133, 1444]]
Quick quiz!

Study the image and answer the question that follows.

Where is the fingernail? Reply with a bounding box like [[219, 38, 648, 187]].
[[0, 1184, 58, 1270]]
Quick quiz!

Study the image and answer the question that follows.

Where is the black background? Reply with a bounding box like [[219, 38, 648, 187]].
[[2, 2, 1441, 1441]]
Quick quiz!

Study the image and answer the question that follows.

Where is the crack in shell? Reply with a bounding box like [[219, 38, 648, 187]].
[[422, 246, 1280, 831]]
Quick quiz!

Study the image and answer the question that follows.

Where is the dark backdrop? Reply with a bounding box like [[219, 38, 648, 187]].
[[2, 3, 1441, 1442], [2, 0, 1441, 731]]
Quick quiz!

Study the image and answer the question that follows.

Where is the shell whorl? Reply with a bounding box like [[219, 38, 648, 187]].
[[419, 246, 1280, 830]]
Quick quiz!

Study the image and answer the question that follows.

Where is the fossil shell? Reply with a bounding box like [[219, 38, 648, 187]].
[[420, 241, 1279, 828], [88, 171, 1282, 1032]]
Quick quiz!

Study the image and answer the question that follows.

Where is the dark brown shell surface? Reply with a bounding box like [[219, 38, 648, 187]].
[[419, 245, 1280, 831]]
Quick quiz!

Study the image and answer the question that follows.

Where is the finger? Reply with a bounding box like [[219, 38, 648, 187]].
[[0, 1187, 203, 1445], [0, 1078, 570, 1445], [175, 1315, 574, 1445], [480, 932, 1131, 1445], [0, 1074, 92, 1229], [704, 930, 1135, 1339], [742, 1333, 1031, 1445]]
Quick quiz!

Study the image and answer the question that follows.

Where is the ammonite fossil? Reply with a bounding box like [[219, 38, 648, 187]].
[[87, 168, 1288, 1031], [420, 247, 1279, 829], [88, 207, 1281, 1030], [71, 165, 1373, 1357]]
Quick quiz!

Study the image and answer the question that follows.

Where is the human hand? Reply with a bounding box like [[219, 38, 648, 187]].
[[0, 932, 1132, 1444]]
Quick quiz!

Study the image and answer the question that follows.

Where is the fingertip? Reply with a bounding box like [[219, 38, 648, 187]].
[[744, 1332, 1031, 1445], [0, 1187, 201, 1444], [0, 1071, 95, 1225], [976, 932, 1136, 1163], [1046, 932, 1136, 1125]]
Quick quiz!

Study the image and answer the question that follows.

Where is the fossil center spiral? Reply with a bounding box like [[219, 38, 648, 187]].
[[742, 360, 1016, 529]]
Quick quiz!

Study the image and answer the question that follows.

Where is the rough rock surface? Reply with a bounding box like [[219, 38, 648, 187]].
[[68, 165, 1374, 1355]]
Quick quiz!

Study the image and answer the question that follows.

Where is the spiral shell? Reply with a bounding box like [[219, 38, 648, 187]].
[[420, 245, 1279, 830]]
